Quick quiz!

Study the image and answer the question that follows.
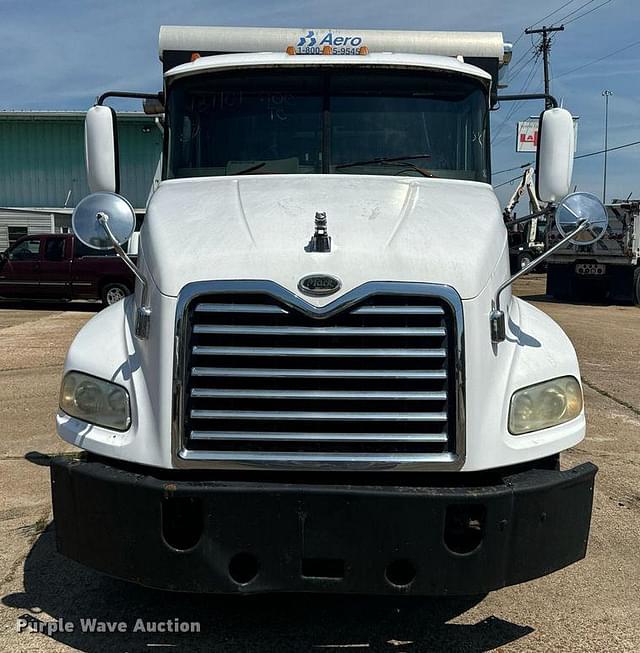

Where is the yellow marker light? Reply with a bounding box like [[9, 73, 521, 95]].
[[286, 46, 296, 55]]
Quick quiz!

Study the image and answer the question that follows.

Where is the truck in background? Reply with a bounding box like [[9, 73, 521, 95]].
[[546, 200, 640, 305], [0, 232, 137, 305], [49, 26, 607, 596]]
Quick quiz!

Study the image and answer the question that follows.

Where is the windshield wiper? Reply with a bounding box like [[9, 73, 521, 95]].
[[235, 162, 267, 175], [335, 155, 435, 178], [335, 154, 431, 170]]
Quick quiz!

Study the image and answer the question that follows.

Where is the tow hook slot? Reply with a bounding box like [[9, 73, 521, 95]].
[[444, 504, 486, 555], [385, 559, 417, 588], [228, 552, 259, 585], [161, 496, 203, 551]]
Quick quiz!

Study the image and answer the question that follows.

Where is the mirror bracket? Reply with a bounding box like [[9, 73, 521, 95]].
[[135, 306, 152, 340], [96, 211, 152, 340], [496, 93, 558, 109], [97, 90, 163, 107], [490, 219, 590, 344], [504, 207, 550, 228]]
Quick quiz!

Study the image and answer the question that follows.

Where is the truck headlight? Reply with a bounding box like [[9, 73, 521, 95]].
[[60, 371, 131, 431], [508, 376, 582, 435]]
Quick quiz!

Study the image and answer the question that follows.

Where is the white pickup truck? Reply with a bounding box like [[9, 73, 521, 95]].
[[50, 26, 606, 595]]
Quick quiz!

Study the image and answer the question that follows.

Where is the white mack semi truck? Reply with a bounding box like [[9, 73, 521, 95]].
[[51, 26, 608, 595]]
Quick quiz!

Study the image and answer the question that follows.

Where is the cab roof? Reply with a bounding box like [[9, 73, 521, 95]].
[[164, 51, 493, 85]]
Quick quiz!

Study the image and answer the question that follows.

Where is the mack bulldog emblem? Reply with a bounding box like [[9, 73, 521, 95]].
[[298, 274, 341, 296]]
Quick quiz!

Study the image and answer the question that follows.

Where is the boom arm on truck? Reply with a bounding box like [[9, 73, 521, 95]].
[[503, 167, 549, 270]]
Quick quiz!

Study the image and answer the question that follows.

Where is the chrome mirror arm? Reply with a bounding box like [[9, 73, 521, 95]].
[[96, 212, 151, 339], [96, 212, 145, 287], [490, 219, 589, 343]]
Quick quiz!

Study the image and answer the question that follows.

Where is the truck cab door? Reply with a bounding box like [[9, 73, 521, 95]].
[[39, 236, 72, 298], [0, 237, 42, 298]]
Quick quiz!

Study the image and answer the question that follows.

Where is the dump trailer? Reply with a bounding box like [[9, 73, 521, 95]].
[[547, 200, 640, 304], [50, 26, 605, 595]]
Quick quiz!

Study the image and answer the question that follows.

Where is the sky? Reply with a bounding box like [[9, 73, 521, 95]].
[[1, 0, 638, 206]]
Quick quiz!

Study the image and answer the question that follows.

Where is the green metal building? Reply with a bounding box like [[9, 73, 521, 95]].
[[0, 112, 162, 250]]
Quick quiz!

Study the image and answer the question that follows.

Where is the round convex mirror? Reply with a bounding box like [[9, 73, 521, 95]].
[[555, 192, 609, 245], [72, 192, 136, 250]]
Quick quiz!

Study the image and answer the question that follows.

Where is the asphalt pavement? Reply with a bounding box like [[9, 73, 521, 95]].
[[0, 277, 638, 652]]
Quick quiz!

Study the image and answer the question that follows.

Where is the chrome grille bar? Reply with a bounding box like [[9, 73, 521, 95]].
[[192, 346, 447, 358], [190, 431, 449, 443], [191, 410, 448, 422], [352, 305, 445, 315], [173, 281, 464, 472], [191, 367, 447, 380], [180, 450, 459, 465], [193, 324, 446, 336], [195, 303, 288, 314], [191, 388, 447, 401]]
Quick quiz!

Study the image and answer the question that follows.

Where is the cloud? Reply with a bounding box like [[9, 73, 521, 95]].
[[1, 0, 638, 201]]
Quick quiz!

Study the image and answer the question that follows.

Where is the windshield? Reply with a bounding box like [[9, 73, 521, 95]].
[[166, 67, 490, 183]]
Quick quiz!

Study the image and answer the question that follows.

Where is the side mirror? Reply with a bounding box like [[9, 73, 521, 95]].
[[491, 191, 608, 344], [72, 192, 135, 250], [72, 192, 151, 338], [85, 106, 119, 193], [555, 192, 609, 245], [536, 107, 575, 203]]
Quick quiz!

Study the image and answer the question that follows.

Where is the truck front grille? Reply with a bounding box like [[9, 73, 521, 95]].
[[174, 282, 464, 471]]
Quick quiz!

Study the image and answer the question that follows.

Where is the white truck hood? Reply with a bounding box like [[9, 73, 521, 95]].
[[143, 175, 505, 302]]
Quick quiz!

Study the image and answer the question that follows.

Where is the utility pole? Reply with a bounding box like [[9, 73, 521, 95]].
[[524, 25, 565, 108], [602, 90, 613, 203]]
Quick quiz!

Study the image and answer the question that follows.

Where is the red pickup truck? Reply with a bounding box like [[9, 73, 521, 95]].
[[0, 233, 136, 305]]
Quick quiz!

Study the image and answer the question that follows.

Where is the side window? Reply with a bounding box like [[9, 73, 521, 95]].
[[44, 238, 66, 261], [8, 239, 41, 261], [7, 226, 28, 247], [73, 239, 117, 258]]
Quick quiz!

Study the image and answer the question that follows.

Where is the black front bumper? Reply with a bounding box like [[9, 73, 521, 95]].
[[50, 456, 597, 595]]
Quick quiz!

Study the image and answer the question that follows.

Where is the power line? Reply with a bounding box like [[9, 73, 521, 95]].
[[495, 1, 612, 155], [555, 39, 640, 79], [494, 140, 640, 190], [509, 40, 538, 72], [493, 162, 534, 175], [512, 32, 527, 48], [560, 0, 613, 25], [527, 0, 577, 29], [555, 0, 600, 22], [509, 47, 541, 78], [565, 0, 613, 24], [509, 1, 613, 90], [492, 52, 541, 143], [575, 139, 640, 160], [511, 0, 575, 46], [494, 173, 525, 189]]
